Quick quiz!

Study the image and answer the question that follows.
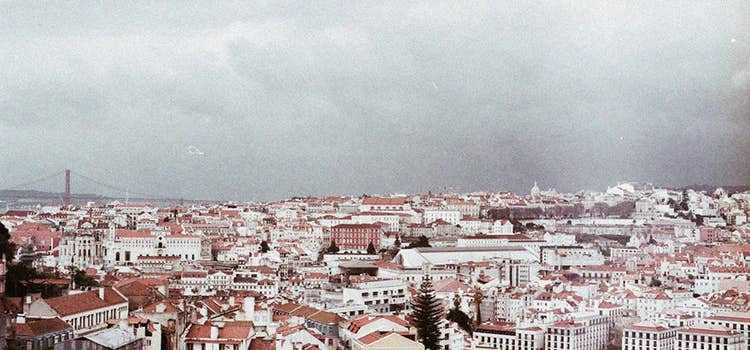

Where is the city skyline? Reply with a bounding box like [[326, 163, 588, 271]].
[[2, 167, 748, 205], [1, 1, 749, 200]]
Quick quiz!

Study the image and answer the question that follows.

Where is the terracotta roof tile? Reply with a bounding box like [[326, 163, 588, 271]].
[[13, 317, 71, 337], [185, 321, 254, 341], [43, 288, 127, 316]]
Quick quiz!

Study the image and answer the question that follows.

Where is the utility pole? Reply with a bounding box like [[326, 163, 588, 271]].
[[63, 169, 71, 206]]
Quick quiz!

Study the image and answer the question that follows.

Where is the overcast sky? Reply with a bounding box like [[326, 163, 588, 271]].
[[1, 1, 748, 201]]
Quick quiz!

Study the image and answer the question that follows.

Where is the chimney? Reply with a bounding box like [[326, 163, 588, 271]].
[[23, 296, 32, 314], [155, 303, 167, 313], [16, 313, 26, 324], [98, 288, 105, 300], [243, 297, 255, 320], [210, 324, 219, 339]]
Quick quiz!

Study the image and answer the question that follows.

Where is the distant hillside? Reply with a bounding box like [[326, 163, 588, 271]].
[[0, 189, 104, 198], [672, 185, 750, 193]]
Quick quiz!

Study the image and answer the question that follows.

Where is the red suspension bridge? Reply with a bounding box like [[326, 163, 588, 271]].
[[1, 169, 222, 206]]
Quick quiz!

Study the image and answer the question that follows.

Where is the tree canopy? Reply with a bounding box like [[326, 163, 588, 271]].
[[446, 294, 473, 335], [407, 235, 431, 249], [326, 240, 340, 254], [72, 267, 99, 289], [259, 240, 270, 253], [0, 222, 16, 262]]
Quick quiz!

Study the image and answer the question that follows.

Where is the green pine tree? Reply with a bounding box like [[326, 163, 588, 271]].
[[367, 241, 376, 254], [412, 274, 443, 350]]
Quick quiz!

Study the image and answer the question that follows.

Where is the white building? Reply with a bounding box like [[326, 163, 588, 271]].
[[393, 247, 538, 269], [424, 210, 461, 225], [25, 288, 129, 336], [351, 212, 403, 231], [727, 210, 747, 226], [492, 220, 514, 234], [542, 232, 576, 246], [472, 323, 545, 350], [675, 325, 745, 350], [58, 232, 104, 269], [342, 279, 408, 313], [622, 322, 678, 350], [541, 246, 605, 268], [634, 199, 660, 221], [457, 234, 545, 251], [359, 197, 410, 212], [703, 312, 750, 350], [503, 261, 538, 287], [544, 314, 610, 350], [105, 229, 202, 265]]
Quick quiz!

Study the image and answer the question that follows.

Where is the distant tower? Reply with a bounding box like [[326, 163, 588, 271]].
[[530, 181, 541, 197], [421, 262, 433, 276], [63, 169, 71, 206]]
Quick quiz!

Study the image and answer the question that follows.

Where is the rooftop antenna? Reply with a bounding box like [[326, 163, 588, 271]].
[[125, 189, 129, 205]]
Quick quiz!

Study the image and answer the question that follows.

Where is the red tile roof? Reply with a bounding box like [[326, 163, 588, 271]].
[[141, 300, 182, 313], [358, 331, 395, 345], [362, 197, 407, 205], [705, 313, 750, 323], [185, 321, 254, 342], [307, 310, 345, 325], [115, 229, 153, 238], [347, 315, 409, 333], [248, 339, 274, 350], [628, 322, 669, 332], [13, 317, 71, 337], [681, 325, 738, 336], [43, 288, 127, 316]]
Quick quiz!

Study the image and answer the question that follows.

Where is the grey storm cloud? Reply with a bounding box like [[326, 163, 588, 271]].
[[1, 1, 749, 201]]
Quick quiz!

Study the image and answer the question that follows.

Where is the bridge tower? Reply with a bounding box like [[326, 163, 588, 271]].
[[63, 169, 71, 206]]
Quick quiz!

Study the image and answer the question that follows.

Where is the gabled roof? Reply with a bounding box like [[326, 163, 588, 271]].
[[248, 339, 274, 350], [289, 305, 319, 318], [116, 280, 164, 299], [43, 288, 127, 316], [357, 331, 417, 346], [347, 315, 409, 333], [141, 300, 182, 313], [185, 321, 254, 342], [307, 310, 345, 325], [13, 317, 71, 337]]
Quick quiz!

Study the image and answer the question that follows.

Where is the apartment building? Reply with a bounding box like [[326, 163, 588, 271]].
[[622, 322, 678, 350]]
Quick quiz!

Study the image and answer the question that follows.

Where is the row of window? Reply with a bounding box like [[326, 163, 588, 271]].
[[68, 307, 122, 330]]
